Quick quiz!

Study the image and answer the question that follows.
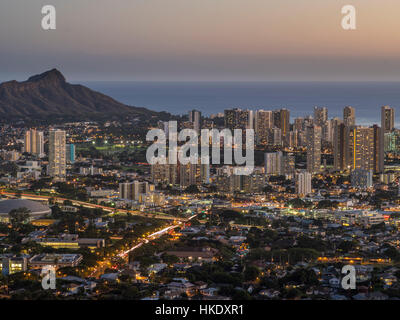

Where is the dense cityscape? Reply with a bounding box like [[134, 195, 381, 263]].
[[0, 103, 400, 300]]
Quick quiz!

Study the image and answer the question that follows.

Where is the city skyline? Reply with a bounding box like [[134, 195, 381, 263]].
[[2, 1, 400, 305], [1, 85, 400, 302]]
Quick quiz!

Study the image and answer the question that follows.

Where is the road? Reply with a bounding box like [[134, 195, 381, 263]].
[[0, 191, 188, 222], [88, 221, 184, 278], [1, 190, 199, 278]]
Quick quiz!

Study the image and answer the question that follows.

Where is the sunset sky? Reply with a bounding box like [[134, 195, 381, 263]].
[[1, 0, 399, 81]]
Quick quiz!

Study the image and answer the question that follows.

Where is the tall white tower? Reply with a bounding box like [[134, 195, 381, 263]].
[[48, 129, 66, 180]]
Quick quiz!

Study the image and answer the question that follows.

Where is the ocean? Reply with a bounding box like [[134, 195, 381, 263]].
[[82, 81, 400, 126]]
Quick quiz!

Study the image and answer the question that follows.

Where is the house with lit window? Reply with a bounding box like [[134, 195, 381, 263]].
[[0, 255, 28, 275]]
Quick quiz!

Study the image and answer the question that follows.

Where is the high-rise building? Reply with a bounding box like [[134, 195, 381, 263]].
[[331, 117, 343, 129], [266, 127, 282, 146], [293, 128, 305, 147], [306, 125, 321, 173], [152, 153, 210, 188], [215, 175, 234, 194], [322, 119, 332, 143], [296, 171, 312, 196], [247, 110, 255, 130], [119, 181, 152, 201], [380, 173, 396, 184], [24, 129, 45, 157], [282, 154, 295, 178], [351, 169, 373, 189], [255, 110, 273, 144], [264, 152, 283, 175], [224, 108, 250, 131], [329, 118, 342, 144], [66, 144, 75, 164], [273, 108, 290, 144], [348, 126, 375, 172], [264, 151, 295, 177], [333, 123, 348, 171], [179, 162, 201, 188], [314, 106, 328, 126], [294, 117, 305, 132], [289, 130, 298, 148], [379, 106, 394, 173], [189, 110, 202, 133], [373, 125, 384, 173], [384, 129, 400, 153], [48, 129, 66, 180], [333, 124, 382, 173], [119, 182, 133, 200], [343, 106, 355, 127], [151, 158, 178, 185], [224, 109, 236, 131], [381, 106, 395, 133], [241, 173, 265, 194], [200, 163, 210, 184]]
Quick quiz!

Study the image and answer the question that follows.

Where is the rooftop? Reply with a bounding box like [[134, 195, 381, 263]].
[[0, 199, 51, 217]]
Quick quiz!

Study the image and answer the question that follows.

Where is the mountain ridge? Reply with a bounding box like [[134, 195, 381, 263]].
[[0, 69, 167, 120]]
